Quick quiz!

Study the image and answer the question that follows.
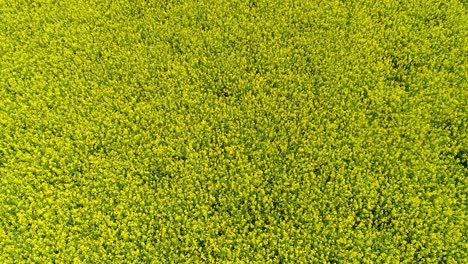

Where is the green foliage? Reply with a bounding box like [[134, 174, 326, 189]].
[[0, 0, 467, 262]]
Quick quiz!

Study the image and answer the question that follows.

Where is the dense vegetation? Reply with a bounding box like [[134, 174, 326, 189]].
[[0, 0, 467, 262]]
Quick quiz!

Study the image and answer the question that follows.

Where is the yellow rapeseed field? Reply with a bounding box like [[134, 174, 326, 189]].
[[0, 0, 467, 262]]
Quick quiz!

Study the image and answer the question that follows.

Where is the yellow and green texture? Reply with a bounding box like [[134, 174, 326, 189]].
[[0, 0, 467, 262]]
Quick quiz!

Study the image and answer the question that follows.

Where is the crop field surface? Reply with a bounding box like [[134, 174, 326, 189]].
[[0, 0, 467, 263]]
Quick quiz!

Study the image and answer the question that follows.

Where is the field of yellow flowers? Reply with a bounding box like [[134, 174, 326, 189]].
[[0, 0, 467, 262]]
